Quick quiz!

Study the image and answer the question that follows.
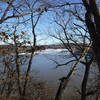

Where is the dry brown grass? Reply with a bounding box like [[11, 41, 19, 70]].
[[0, 81, 98, 100]]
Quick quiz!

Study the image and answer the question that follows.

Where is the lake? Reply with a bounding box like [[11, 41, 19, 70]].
[[18, 49, 98, 88], [0, 49, 99, 99]]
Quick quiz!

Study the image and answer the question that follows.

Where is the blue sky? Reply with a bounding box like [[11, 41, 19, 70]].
[[0, 0, 83, 45]]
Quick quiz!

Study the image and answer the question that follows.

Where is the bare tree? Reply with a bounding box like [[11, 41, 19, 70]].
[[50, 9, 94, 100], [0, 1, 43, 99], [0, 0, 48, 24], [82, 0, 100, 72], [22, 0, 44, 97]]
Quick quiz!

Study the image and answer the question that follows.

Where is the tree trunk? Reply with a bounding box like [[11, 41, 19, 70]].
[[82, 0, 100, 73], [81, 63, 90, 100]]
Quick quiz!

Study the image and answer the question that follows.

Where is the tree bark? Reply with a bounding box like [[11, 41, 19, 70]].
[[81, 61, 91, 100], [82, 0, 100, 72]]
